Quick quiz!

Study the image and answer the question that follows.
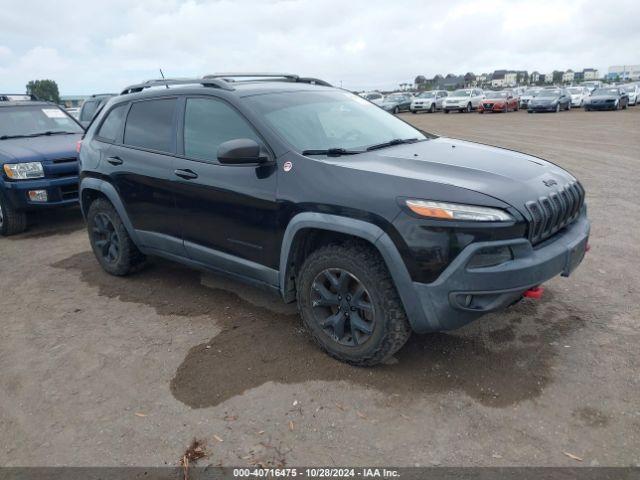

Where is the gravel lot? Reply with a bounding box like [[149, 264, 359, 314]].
[[1, 108, 639, 467]]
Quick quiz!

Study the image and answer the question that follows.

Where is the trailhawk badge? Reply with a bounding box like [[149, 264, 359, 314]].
[[283, 161, 293, 172]]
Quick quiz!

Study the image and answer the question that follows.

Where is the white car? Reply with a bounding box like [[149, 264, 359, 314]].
[[359, 91, 385, 106], [443, 88, 484, 113], [622, 84, 639, 105], [410, 90, 448, 113], [567, 86, 590, 107], [581, 81, 602, 94]]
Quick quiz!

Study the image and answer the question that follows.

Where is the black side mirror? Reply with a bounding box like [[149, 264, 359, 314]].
[[218, 138, 266, 165]]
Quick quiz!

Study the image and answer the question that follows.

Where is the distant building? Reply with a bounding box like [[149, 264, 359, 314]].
[[530, 71, 541, 84], [562, 70, 575, 83], [544, 73, 554, 84], [607, 65, 640, 81], [582, 68, 600, 80]]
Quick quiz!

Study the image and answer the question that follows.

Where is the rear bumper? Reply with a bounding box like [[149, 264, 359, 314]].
[[1, 176, 79, 211], [409, 213, 590, 332]]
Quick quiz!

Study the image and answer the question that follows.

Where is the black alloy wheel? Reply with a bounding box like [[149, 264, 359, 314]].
[[310, 268, 375, 347], [91, 212, 121, 264]]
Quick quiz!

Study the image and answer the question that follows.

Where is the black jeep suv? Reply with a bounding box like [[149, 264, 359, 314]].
[[79, 74, 590, 366]]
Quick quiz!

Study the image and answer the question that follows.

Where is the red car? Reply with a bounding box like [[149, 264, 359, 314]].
[[478, 90, 519, 113]]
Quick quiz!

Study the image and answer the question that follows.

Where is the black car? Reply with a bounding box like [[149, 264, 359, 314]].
[[584, 87, 629, 111], [78, 93, 116, 128], [1, 97, 83, 235], [79, 74, 590, 366], [527, 88, 572, 112]]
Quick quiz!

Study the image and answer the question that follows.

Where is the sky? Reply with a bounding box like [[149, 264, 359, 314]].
[[1, 0, 639, 95]]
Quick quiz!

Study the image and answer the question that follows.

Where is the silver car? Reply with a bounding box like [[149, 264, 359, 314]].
[[410, 90, 448, 113]]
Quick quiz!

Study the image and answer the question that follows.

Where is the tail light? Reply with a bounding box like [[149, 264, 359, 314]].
[[76, 140, 82, 153]]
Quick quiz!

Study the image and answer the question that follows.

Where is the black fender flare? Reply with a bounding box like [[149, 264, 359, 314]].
[[79, 177, 141, 245], [279, 212, 433, 332]]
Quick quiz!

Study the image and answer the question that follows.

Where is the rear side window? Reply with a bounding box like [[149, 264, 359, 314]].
[[183, 97, 260, 162], [124, 98, 176, 153], [97, 104, 127, 142], [80, 100, 99, 121]]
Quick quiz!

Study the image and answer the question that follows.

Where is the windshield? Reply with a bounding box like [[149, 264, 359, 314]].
[[363, 93, 380, 100], [593, 88, 619, 95], [385, 94, 405, 102], [451, 89, 472, 97], [245, 90, 426, 152], [485, 91, 508, 98], [0, 105, 83, 138], [568, 88, 583, 94], [623, 85, 636, 92], [417, 91, 436, 98], [537, 90, 560, 98]]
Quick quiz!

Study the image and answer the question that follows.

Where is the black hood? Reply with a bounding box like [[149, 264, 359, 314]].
[[325, 137, 577, 219]]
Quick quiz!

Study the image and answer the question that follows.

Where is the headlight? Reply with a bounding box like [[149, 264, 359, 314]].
[[3, 162, 44, 180], [406, 199, 513, 221]]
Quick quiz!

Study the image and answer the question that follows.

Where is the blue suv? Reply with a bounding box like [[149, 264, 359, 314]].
[[0, 95, 84, 235]]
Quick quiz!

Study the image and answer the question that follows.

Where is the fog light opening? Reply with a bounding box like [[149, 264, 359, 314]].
[[467, 246, 513, 269], [28, 190, 48, 202]]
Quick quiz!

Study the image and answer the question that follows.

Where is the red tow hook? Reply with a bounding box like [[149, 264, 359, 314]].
[[523, 286, 544, 300], [585, 242, 591, 252]]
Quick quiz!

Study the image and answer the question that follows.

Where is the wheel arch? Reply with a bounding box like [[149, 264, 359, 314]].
[[279, 212, 429, 331], [80, 177, 141, 245]]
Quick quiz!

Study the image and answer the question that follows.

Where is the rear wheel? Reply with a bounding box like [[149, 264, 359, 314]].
[[0, 194, 27, 236], [87, 198, 145, 276], [297, 243, 411, 366]]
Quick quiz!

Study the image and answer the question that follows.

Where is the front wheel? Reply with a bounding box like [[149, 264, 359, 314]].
[[466, 102, 472, 113], [555, 103, 560, 113], [444, 109, 450, 114], [87, 198, 145, 276], [429, 103, 435, 113], [0, 194, 27, 236], [393, 106, 399, 114], [297, 243, 411, 366]]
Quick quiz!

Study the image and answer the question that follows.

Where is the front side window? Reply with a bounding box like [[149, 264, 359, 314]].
[[124, 98, 176, 153], [245, 90, 426, 152], [97, 104, 128, 142], [183, 97, 261, 162], [0, 105, 83, 138]]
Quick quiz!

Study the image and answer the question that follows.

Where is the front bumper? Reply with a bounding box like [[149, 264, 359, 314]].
[[1, 176, 79, 211], [586, 102, 617, 110], [410, 213, 590, 332], [411, 103, 433, 111], [528, 103, 559, 112]]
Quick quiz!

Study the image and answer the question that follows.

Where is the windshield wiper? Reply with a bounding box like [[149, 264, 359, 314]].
[[0, 131, 78, 140], [366, 138, 423, 151], [0, 134, 31, 140], [302, 148, 364, 157]]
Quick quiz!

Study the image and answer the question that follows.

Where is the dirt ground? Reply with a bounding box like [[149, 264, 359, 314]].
[[1, 108, 639, 467]]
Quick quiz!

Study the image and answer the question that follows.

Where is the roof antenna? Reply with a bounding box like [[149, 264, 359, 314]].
[[159, 68, 169, 89]]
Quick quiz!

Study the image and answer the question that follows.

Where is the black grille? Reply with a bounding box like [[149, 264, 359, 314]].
[[52, 157, 76, 164], [525, 181, 585, 244]]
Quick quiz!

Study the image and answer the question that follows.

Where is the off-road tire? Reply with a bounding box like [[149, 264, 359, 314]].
[[0, 194, 27, 236], [87, 198, 145, 276], [296, 242, 411, 366]]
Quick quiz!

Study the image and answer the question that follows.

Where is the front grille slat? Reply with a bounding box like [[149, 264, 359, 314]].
[[526, 181, 585, 245]]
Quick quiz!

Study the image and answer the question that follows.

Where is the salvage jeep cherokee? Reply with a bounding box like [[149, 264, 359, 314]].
[[79, 73, 590, 366]]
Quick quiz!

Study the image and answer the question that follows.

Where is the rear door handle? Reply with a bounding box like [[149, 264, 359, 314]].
[[174, 169, 199, 180], [107, 156, 123, 166]]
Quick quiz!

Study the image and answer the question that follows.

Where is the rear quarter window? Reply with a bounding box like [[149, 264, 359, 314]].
[[96, 104, 128, 142]]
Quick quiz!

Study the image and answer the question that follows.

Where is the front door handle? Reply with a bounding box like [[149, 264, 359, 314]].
[[107, 156, 123, 166], [174, 169, 198, 180]]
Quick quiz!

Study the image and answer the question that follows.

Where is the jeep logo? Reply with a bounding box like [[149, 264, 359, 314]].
[[543, 179, 558, 187]]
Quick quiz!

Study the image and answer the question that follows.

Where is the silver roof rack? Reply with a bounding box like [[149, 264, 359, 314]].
[[120, 78, 233, 95], [202, 72, 332, 87]]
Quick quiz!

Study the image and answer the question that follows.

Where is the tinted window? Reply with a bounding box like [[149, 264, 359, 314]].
[[124, 98, 176, 152], [80, 100, 99, 121], [184, 98, 260, 162], [97, 104, 127, 142]]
